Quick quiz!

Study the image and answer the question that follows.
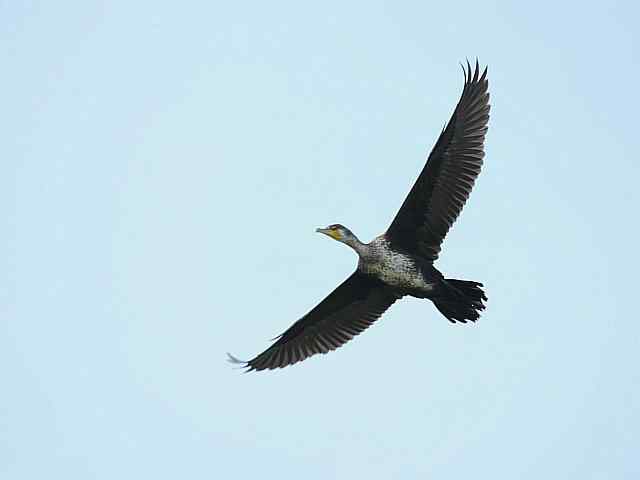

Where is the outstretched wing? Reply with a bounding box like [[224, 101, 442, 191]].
[[386, 60, 490, 261], [229, 272, 401, 371]]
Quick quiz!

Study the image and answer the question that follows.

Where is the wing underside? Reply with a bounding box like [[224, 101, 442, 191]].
[[229, 272, 400, 371], [386, 60, 490, 260]]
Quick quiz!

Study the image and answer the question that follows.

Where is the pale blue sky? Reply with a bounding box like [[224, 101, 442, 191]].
[[3, 1, 640, 478]]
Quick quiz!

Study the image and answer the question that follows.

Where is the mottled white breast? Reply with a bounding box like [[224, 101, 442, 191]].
[[358, 237, 434, 291]]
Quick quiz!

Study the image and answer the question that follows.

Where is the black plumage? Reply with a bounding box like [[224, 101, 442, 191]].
[[387, 61, 490, 260], [229, 60, 490, 372], [231, 272, 401, 371]]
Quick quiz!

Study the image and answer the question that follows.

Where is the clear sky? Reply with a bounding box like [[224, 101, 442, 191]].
[[3, 1, 640, 478]]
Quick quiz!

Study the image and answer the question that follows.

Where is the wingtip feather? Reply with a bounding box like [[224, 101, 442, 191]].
[[227, 352, 252, 371]]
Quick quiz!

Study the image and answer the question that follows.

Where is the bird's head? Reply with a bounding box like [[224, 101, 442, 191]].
[[316, 224, 358, 244]]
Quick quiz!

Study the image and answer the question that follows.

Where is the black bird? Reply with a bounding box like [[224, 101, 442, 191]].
[[229, 60, 490, 371]]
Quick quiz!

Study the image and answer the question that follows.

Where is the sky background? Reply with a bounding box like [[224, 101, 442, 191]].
[[3, 1, 640, 478]]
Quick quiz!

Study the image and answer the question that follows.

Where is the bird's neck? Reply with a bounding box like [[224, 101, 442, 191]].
[[343, 235, 367, 256]]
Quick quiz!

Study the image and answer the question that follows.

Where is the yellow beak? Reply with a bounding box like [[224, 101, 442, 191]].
[[316, 227, 341, 240]]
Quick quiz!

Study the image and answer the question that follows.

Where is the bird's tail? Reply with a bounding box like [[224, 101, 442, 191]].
[[433, 279, 487, 323]]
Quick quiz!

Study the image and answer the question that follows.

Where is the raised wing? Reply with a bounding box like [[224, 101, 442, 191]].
[[229, 272, 401, 371], [386, 60, 490, 261]]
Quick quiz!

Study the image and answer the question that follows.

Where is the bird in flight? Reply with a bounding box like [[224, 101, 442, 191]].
[[229, 60, 490, 372]]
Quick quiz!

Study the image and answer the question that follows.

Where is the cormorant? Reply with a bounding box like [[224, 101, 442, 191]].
[[229, 60, 490, 371]]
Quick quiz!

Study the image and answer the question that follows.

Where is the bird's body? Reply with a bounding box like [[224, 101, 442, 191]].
[[230, 60, 491, 371], [356, 236, 437, 294]]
